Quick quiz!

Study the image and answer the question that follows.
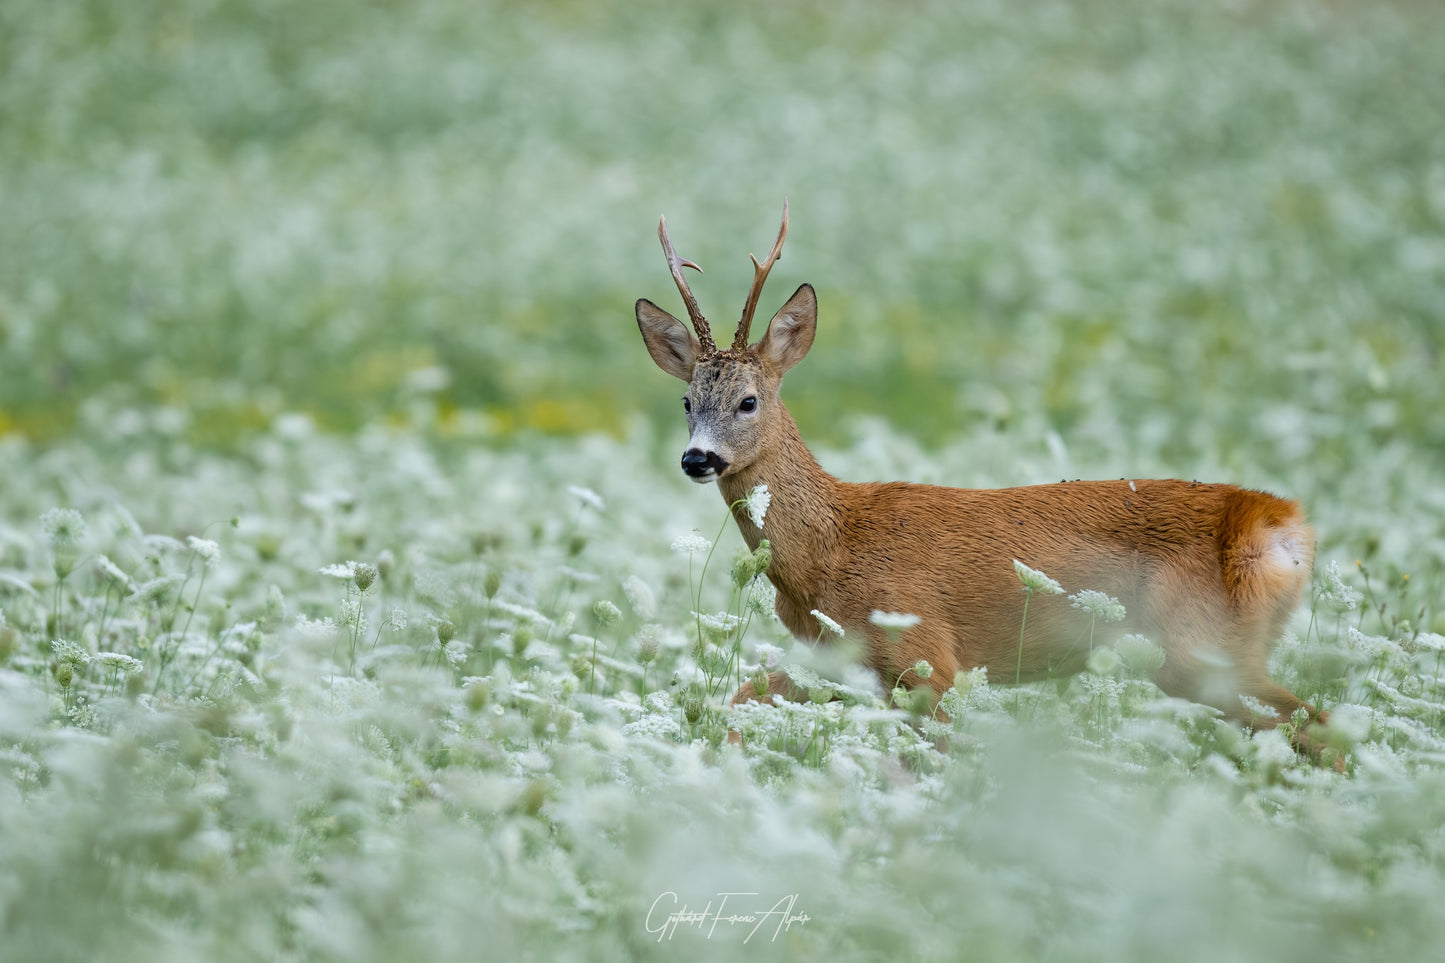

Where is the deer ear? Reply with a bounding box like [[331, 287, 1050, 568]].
[[636, 299, 701, 382], [755, 284, 816, 375]]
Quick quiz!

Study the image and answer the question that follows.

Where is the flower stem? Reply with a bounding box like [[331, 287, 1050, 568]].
[[1016, 589, 1033, 685]]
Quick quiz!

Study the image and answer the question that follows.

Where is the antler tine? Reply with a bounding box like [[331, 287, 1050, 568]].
[[657, 215, 715, 353], [733, 199, 790, 351]]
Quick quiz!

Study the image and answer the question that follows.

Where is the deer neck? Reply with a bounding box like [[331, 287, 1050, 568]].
[[717, 404, 841, 607]]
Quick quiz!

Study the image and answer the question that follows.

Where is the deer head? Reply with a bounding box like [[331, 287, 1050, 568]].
[[635, 203, 817, 483]]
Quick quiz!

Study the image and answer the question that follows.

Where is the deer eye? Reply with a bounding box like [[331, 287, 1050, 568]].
[[682, 397, 691, 413], [739, 396, 757, 413]]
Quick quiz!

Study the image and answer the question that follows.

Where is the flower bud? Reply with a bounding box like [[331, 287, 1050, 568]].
[[352, 563, 378, 593], [751, 540, 772, 575], [730, 548, 757, 589], [593, 600, 622, 626], [637, 625, 660, 665]]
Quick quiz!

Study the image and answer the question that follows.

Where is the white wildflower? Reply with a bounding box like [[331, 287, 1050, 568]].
[[593, 599, 623, 625], [811, 609, 844, 637], [1328, 704, 1373, 744], [911, 659, 933, 680], [318, 560, 378, 592], [493, 600, 550, 625], [952, 666, 988, 695], [1346, 626, 1393, 661], [299, 488, 354, 513], [869, 610, 921, 633], [142, 534, 187, 555], [132, 574, 185, 605], [622, 575, 656, 620], [1116, 633, 1166, 673], [755, 643, 785, 670], [694, 611, 744, 635], [51, 639, 90, 666], [1320, 560, 1361, 611], [1070, 589, 1126, 623], [670, 533, 711, 555], [745, 576, 776, 619], [95, 555, 130, 588], [1013, 560, 1064, 595], [340, 598, 365, 630], [1249, 728, 1296, 772], [41, 508, 87, 546], [567, 485, 605, 512], [783, 663, 825, 691], [384, 608, 408, 632], [186, 536, 221, 565], [94, 652, 144, 675], [1416, 632, 1445, 653], [1238, 694, 1280, 720], [741, 484, 771, 529], [558, 565, 599, 585], [294, 614, 339, 639]]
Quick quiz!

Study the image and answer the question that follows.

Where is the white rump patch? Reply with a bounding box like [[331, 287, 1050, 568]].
[[1268, 531, 1308, 570]]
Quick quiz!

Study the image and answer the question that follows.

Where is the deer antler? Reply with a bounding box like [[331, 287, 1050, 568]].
[[733, 200, 789, 351], [657, 215, 715, 354]]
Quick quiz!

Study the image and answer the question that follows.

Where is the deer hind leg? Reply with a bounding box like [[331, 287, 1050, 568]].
[[1151, 633, 1327, 757], [1149, 507, 1331, 756], [1217, 497, 1330, 747]]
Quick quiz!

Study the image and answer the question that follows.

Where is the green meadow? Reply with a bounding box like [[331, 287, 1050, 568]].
[[1, 1, 1443, 959]]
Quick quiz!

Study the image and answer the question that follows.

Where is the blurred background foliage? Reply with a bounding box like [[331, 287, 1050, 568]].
[[0, 0, 1441, 482]]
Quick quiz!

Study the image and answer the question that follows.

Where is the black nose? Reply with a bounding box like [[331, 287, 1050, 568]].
[[681, 448, 727, 478]]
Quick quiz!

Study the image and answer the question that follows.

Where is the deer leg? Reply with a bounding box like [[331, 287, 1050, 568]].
[[730, 670, 807, 706], [1152, 636, 1333, 761], [726, 670, 823, 748]]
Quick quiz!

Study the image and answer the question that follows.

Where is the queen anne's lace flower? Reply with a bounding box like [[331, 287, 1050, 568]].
[[870, 611, 921, 632], [811, 609, 844, 637], [1013, 560, 1064, 595], [622, 576, 657, 620], [567, 485, 605, 512], [1320, 560, 1361, 611], [741, 484, 771, 529], [670, 533, 711, 555], [187, 536, 221, 565], [41, 508, 86, 546], [95, 652, 144, 675], [95, 555, 130, 587], [51, 639, 90, 666], [1070, 590, 1126, 623]]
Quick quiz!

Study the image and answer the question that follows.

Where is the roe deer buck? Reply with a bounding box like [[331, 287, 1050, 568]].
[[635, 203, 1323, 736]]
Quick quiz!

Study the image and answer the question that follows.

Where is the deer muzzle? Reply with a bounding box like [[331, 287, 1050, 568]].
[[681, 448, 728, 483]]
